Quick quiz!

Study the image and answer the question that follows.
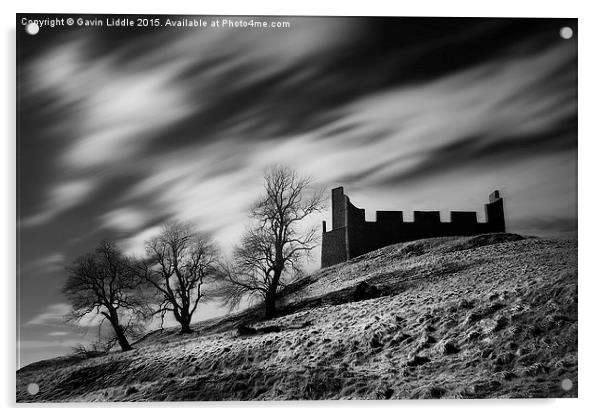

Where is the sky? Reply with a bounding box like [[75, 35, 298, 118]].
[[17, 15, 577, 367]]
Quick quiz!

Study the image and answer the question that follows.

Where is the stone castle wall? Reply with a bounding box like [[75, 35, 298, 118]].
[[321, 187, 506, 268]]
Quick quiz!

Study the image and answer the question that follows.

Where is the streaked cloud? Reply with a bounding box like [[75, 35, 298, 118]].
[[75, 311, 106, 328], [118, 224, 163, 257], [281, 42, 576, 188], [25, 302, 116, 329], [47, 331, 69, 337], [20, 179, 98, 227], [100, 207, 150, 232], [30, 38, 195, 170], [25, 303, 71, 326], [19, 252, 65, 275]]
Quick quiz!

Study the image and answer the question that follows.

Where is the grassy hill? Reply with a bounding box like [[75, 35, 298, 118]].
[[16, 233, 578, 401]]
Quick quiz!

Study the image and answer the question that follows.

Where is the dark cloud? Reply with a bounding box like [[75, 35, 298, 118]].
[[373, 116, 577, 186]]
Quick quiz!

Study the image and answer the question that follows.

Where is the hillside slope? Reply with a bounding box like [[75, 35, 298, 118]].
[[17, 234, 578, 401]]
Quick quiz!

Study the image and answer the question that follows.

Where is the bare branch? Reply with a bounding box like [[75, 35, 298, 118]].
[[62, 241, 149, 352], [134, 221, 219, 334], [214, 165, 325, 318]]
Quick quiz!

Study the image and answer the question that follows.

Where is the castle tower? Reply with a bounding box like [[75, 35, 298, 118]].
[[321, 187, 352, 267], [331, 187, 347, 229], [485, 190, 506, 232]]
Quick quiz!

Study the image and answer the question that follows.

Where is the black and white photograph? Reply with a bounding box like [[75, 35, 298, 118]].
[[15, 13, 577, 402]]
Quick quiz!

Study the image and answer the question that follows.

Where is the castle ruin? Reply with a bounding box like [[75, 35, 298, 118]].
[[321, 187, 505, 267]]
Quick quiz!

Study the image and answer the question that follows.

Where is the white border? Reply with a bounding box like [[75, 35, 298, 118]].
[[2, 0, 600, 415]]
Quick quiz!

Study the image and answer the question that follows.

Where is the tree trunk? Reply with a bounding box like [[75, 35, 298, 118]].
[[179, 323, 193, 334], [178, 311, 193, 334], [105, 308, 132, 352], [111, 320, 132, 351], [265, 292, 276, 318], [265, 268, 282, 318]]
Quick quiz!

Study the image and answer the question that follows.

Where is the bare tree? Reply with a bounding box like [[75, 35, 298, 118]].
[[137, 222, 218, 334], [216, 166, 325, 318], [62, 241, 148, 352]]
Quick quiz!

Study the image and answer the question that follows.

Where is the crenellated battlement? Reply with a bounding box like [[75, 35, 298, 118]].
[[321, 187, 506, 267]]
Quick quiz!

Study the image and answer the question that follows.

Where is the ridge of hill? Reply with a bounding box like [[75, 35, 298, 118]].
[[17, 233, 578, 401]]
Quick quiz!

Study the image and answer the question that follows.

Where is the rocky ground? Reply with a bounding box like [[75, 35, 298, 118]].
[[16, 233, 578, 402]]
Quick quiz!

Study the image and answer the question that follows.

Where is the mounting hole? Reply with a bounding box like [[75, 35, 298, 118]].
[[559, 26, 573, 39], [27, 382, 39, 395], [25, 22, 40, 35], [561, 378, 573, 391]]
